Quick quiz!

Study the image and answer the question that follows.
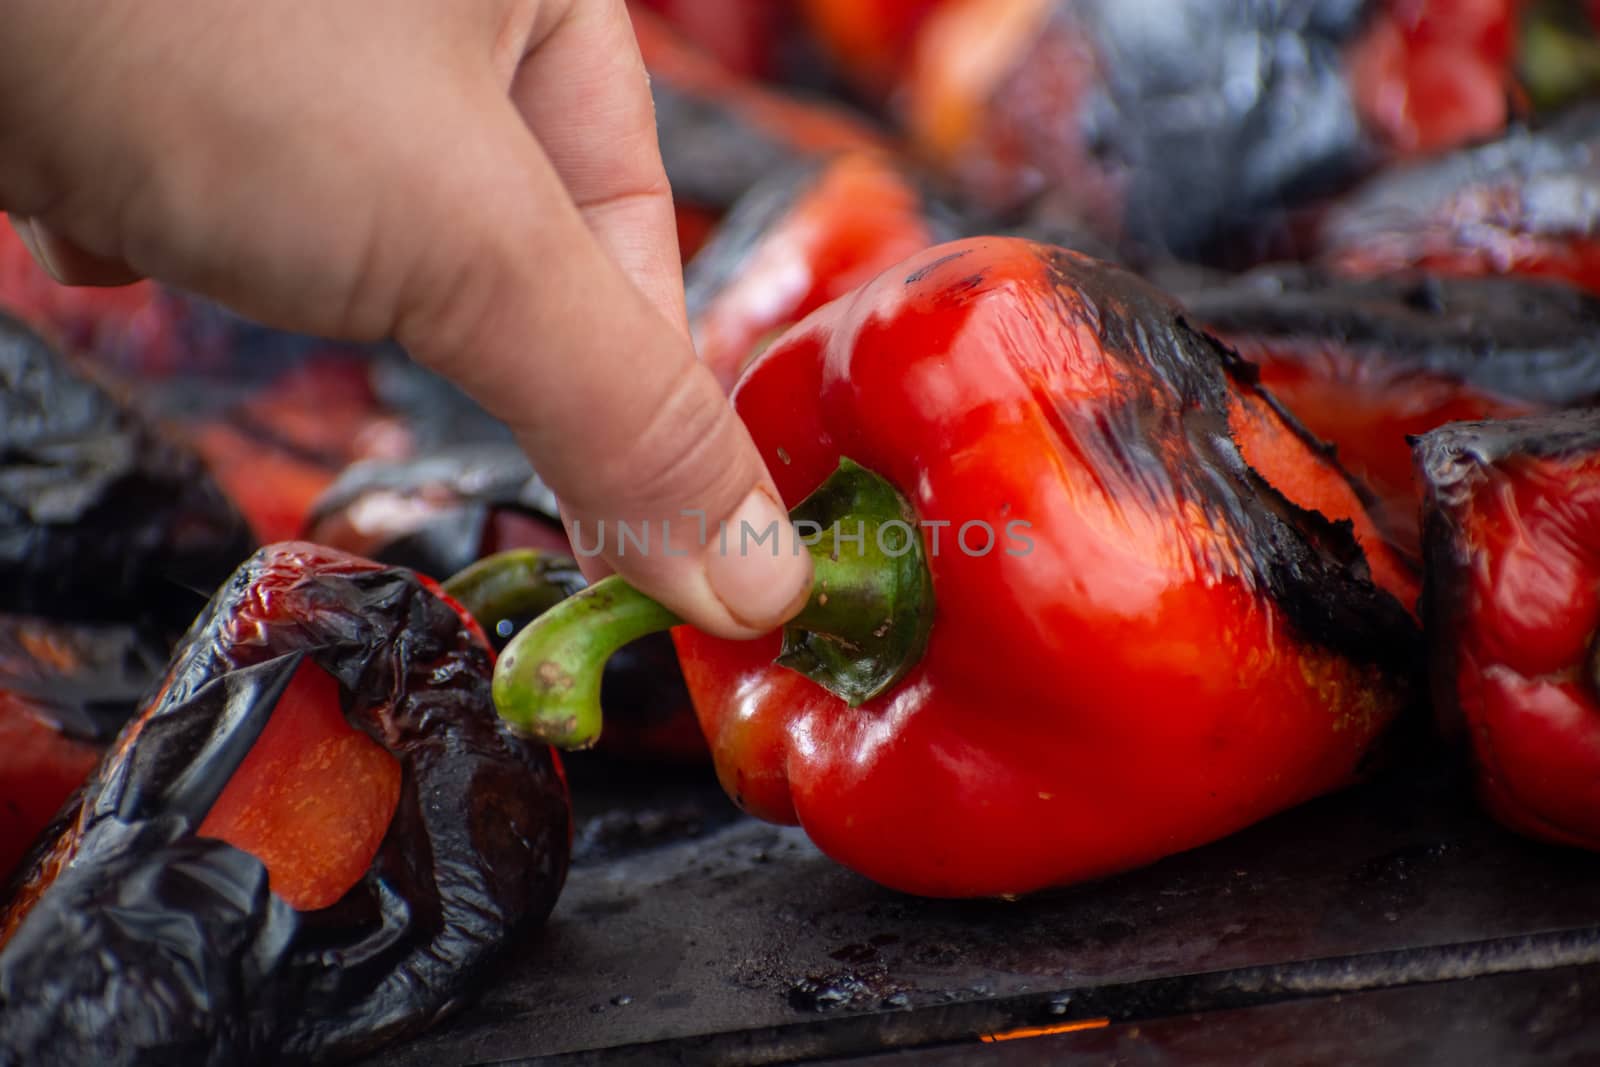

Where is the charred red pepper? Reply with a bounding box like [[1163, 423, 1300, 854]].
[[490, 238, 1419, 898], [1416, 412, 1600, 851], [902, 0, 1519, 257], [0, 543, 570, 1063], [1317, 105, 1600, 296], [688, 152, 957, 389], [1183, 268, 1600, 553], [0, 312, 252, 626]]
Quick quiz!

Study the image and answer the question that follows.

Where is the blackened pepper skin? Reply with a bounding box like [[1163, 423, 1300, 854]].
[[1319, 105, 1600, 295], [303, 445, 568, 579], [1182, 268, 1600, 550], [0, 313, 253, 626], [0, 543, 571, 1066], [1417, 413, 1600, 852], [903, 0, 1517, 260]]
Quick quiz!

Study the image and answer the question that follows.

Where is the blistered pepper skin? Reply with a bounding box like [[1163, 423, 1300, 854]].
[[673, 238, 1419, 899], [1418, 413, 1600, 850], [0, 543, 571, 1066]]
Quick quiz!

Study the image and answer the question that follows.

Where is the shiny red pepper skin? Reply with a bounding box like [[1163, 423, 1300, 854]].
[[673, 238, 1419, 898], [1417, 413, 1600, 850]]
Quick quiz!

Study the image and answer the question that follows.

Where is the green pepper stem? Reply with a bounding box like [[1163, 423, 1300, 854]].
[[441, 549, 586, 640], [490, 459, 935, 749]]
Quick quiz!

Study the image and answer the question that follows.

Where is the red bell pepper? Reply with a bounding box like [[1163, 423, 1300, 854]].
[[1417, 412, 1600, 850], [490, 238, 1420, 897], [633, 0, 791, 79], [1345, 0, 1520, 156], [0, 616, 161, 880]]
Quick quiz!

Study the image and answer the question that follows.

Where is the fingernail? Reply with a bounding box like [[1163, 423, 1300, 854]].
[[705, 488, 813, 632]]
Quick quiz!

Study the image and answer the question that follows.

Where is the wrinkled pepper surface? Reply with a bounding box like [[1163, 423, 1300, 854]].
[[1183, 267, 1600, 552], [0, 543, 570, 1065], [1318, 104, 1600, 296], [0, 312, 253, 626], [1416, 412, 1600, 851], [495, 238, 1420, 897], [903, 0, 1518, 257]]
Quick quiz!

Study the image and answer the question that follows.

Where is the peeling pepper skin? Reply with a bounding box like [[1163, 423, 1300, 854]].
[[0, 543, 570, 1065], [1417, 413, 1600, 850], [673, 237, 1419, 898]]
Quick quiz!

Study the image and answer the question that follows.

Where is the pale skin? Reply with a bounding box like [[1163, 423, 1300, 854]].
[[0, 0, 812, 639]]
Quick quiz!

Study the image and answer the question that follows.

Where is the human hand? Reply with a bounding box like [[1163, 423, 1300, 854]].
[[0, 0, 811, 637]]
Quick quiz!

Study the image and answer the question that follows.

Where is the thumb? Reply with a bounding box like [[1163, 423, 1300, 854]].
[[395, 96, 811, 639]]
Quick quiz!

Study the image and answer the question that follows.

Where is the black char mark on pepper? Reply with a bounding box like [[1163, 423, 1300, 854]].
[[1181, 266, 1600, 408], [1038, 247, 1418, 676], [0, 313, 253, 627]]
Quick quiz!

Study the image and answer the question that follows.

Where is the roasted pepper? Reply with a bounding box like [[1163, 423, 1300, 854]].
[[1317, 104, 1600, 297], [903, 0, 1519, 257], [491, 238, 1419, 898], [632, 0, 790, 79], [1183, 268, 1600, 553], [0, 312, 253, 626], [0, 616, 164, 879], [0, 543, 570, 1064], [1417, 412, 1600, 851]]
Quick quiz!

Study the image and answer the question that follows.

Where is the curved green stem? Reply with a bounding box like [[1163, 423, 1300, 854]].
[[490, 458, 935, 750], [493, 576, 680, 748], [441, 549, 586, 640]]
